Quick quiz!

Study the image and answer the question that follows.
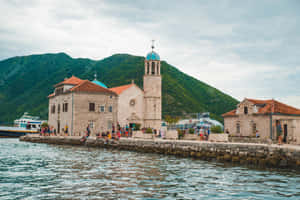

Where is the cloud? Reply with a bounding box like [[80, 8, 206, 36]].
[[0, 0, 299, 108]]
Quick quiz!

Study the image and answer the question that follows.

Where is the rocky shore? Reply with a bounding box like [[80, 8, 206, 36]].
[[20, 135, 300, 170]]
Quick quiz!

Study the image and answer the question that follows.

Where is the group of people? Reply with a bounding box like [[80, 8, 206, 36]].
[[80, 123, 134, 142], [194, 127, 210, 140], [40, 126, 56, 136]]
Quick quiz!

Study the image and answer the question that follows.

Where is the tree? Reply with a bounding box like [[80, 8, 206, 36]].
[[211, 125, 222, 133]]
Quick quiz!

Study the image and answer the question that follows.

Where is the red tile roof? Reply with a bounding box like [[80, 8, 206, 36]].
[[222, 109, 236, 117], [48, 93, 55, 98], [222, 98, 300, 117], [109, 84, 134, 95], [55, 76, 84, 87], [70, 80, 116, 94]]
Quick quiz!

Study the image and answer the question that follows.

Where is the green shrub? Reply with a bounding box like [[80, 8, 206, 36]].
[[135, 123, 141, 131], [189, 128, 194, 134], [145, 128, 153, 134], [177, 129, 184, 139], [41, 122, 49, 128], [210, 125, 222, 133]]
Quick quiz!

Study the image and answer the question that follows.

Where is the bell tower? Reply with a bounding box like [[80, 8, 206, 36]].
[[143, 40, 162, 130]]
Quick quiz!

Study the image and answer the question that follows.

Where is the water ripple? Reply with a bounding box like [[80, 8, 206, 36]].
[[1, 138, 300, 200]]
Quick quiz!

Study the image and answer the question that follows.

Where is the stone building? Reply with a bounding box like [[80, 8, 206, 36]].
[[48, 77, 118, 136], [48, 45, 162, 135], [223, 98, 300, 144]]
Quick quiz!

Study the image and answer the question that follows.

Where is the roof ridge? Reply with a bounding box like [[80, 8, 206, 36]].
[[110, 83, 134, 89], [69, 80, 89, 91], [272, 99, 300, 112]]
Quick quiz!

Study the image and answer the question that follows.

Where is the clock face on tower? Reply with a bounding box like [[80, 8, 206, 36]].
[[130, 99, 135, 106]]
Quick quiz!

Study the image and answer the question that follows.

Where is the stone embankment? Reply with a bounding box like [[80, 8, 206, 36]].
[[20, 135, 300, 170]]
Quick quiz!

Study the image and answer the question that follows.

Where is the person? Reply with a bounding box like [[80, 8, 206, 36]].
[[49, 126, 53, 136], [86, 124, 90, 137], [112, 124, 115, 134], [80, 131, 89, 142], [64, 125, 68, 136], [276, 121, 283, 145], [117, 131, 121, 140], [117, 122, 121, 131], [256, 130, 260, 138], [40, 127, 44, 136], [161, 128, 165, 139]]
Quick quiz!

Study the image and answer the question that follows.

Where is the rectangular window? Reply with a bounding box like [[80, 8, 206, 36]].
[[100, 106, 105, 112], [236, 123, 240, 133], [89, 103, 95, 111], [252, 123, 256, 134], [63, 103, 68, 112], [244, 107, 248, 114], [109, 106, 112, 112], [58, 104, 61, 113]]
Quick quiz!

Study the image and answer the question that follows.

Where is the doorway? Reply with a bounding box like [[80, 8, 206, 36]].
[[283, 124, 288, 143], [57, 120, 60, 134]]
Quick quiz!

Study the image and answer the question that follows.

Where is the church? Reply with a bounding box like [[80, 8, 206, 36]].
[[47, 45, 162, 136]]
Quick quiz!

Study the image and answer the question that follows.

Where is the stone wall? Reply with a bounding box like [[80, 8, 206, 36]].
[[132, 131, 154, 139], [208, 134, 228, 142], [20, 135, 300, 170]]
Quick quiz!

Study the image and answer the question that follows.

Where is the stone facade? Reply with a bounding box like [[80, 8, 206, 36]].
[[72, 92, 118, 136], [114, 84, 144, 127], [143, 57, 162, 130], [48, 78, 118, 136], [223, 98, 300, 144]]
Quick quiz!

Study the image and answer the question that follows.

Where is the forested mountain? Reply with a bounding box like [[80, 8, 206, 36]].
[[0, 53, 238, 123]]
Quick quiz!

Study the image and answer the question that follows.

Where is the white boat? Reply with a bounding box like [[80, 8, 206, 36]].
[[0, 112, 46, 137]]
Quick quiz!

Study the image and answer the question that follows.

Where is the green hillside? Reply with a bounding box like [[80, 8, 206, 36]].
[[0, 53, 238, 123]]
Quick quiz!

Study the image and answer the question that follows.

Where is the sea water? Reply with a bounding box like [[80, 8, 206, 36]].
[[1, 138, 300, 200]]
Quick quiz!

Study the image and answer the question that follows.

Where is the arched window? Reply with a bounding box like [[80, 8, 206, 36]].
[[152, 62, 155, 75]]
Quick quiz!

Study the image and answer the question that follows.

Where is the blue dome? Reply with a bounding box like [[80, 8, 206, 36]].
[[146, 51, 160, 60], [92, 80, 108, 88]]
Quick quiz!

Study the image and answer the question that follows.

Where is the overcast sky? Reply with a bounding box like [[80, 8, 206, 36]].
[[1, 0, 300, 107]]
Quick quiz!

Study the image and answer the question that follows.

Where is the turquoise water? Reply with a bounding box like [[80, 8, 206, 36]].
[[1, 139, 300, 200]]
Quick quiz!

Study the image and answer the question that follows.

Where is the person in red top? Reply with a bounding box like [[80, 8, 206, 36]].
[[117, 131, 121, 140]]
